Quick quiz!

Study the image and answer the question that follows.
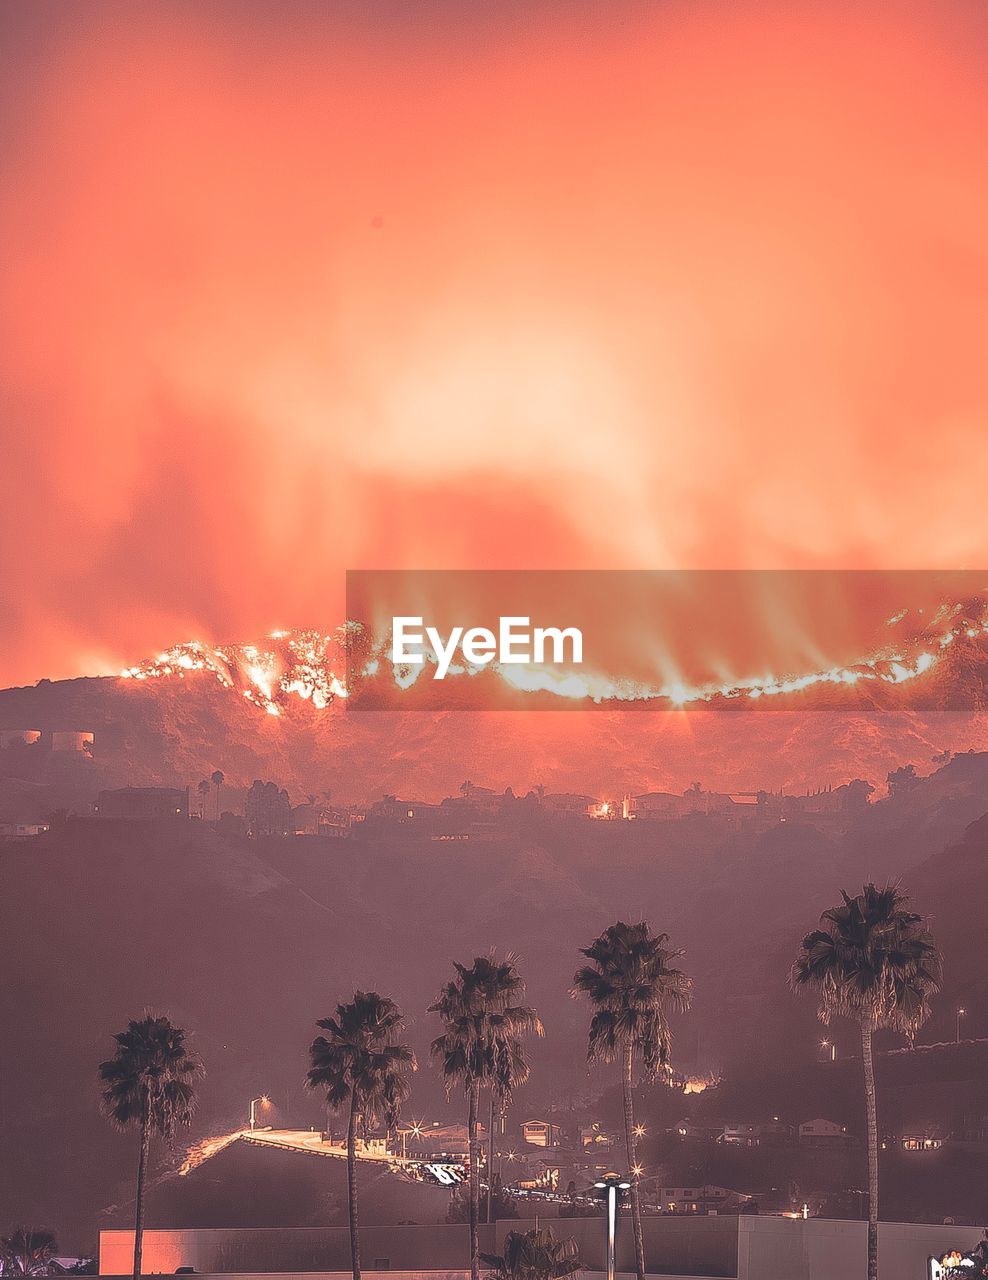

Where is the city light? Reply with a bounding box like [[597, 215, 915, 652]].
[[633, 1124, 646, 1137]]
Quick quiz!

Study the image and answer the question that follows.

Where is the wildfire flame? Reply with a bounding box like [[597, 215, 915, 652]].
[[119, 599, 988, 711]]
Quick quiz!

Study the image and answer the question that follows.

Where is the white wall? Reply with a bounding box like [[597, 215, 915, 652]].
[[738, 1216, 988, 1280]]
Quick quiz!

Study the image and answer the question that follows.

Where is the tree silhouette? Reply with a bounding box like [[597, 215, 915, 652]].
[[307, 992, 415, 1280], [98, 1014, 202, 1280], [573, 922, 691, 1280], [792, 884, 942, 1280]]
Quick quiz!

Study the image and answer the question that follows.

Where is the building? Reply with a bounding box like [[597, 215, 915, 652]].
[[521, 1119, 564, 1148], [623, 792, 686, 820], [0, 821, 50, 839], [799, 1118, 851, 1147], [291, 803, 351, 838], [900, 1127, 947, 1152], [642, 1181, 750, 1215], [95, 787, 189, 820], [721, 1122, 761, 1148], [403, 1121, 488, 1158], [580, 1122, 616, 1149]]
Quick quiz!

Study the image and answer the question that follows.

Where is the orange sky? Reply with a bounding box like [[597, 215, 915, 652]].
[[2, 0, 988, 686]]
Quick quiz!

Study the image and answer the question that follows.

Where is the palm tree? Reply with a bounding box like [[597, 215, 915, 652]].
[[0, 1228, 59, 1276], [306, 992, 415, 1280], [196, 779, 209, 820], [486, 971, 543, 1223], [210, 770, 225, 820], [430, 954, 541, 1280], [481, 1227, 581, 1280], [98, 1013, 203, 1280], [792, 883, 942, 1280], [573, 922, 691, 1280]]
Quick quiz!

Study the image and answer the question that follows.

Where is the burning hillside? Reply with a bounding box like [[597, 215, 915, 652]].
[[116, 591, 988, 715]]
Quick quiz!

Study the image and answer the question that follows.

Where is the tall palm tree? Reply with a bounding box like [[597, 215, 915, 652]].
[[306, 992, 415, 1280], [486, 974, 543, 1223], [792, 883, 942, 1280], [573, 922, 691, 1280], [0, 1228, 59, 1276], [481, 1226, 581, 1280], [98, 1013, 203, 1280], [430, 954, 541, 1280], [210, 770, 225, 820]]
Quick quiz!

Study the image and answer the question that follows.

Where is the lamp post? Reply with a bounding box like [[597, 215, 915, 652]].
[[956, 1007, 966, 1045], [593, 1174, 631, 1280], [821, 1040, 836, 1063], [248, 1095, 269, 1131]]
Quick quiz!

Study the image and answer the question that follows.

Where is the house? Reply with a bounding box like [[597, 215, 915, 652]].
[[641, 1181, 750, 1214], [541, 792, 595, 814], [367, 795, 440, 824], [95, 787, 189, 820], [0, 821, 50, 839], [580, 1122, 615, 1149], [901, 1127, 947, 1152], [674, 1120, 726, 1142], [720, 1123, 760, 1148], [292, 803, 351, 838], [799, 1118, 850, 1147], [402, 1121, 488, 1158], [622, 792, 686, 820], [521, 1119, 564, 1148]]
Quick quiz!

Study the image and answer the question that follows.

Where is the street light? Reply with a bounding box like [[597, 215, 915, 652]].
[[956, 1007, 966, 1044], [248, 1095, 270, 1131], [396, 1120, 426, 1159], [821, 1040, 836, 1062], [593, 1174, 631, 1280]]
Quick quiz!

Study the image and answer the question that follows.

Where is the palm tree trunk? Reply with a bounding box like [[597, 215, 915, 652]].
[[861, 1021, 879, 1280], [132, 1095, 152, 1280], [623, 1041, 645, 1280], [346, 1096, 361, 1280], [486, 1093, 496, 1224], [468, 1080, 480, 1280]]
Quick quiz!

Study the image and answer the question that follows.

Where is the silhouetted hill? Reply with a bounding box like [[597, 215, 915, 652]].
[[4, 666, 988, 808]]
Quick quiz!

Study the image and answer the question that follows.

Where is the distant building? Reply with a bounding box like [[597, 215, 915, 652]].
[[900, 1127, 947, 1151], [674, 1120, 727, 1142], [95, 787, 189, 820], [799, 1118, 850, 1147], [580, 1122, 615, 1149], [402, 1121, 487, 1158], [541, 792, 595, 814], [721, 1123, 761, 1148], [521, 1119, 564, 1148], [641, 1180, 750, 1214], [0, 821, 50, 839], [367, 795, 440, 824], [623, 792, 686, 820], [291, 803, 351, 838]]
